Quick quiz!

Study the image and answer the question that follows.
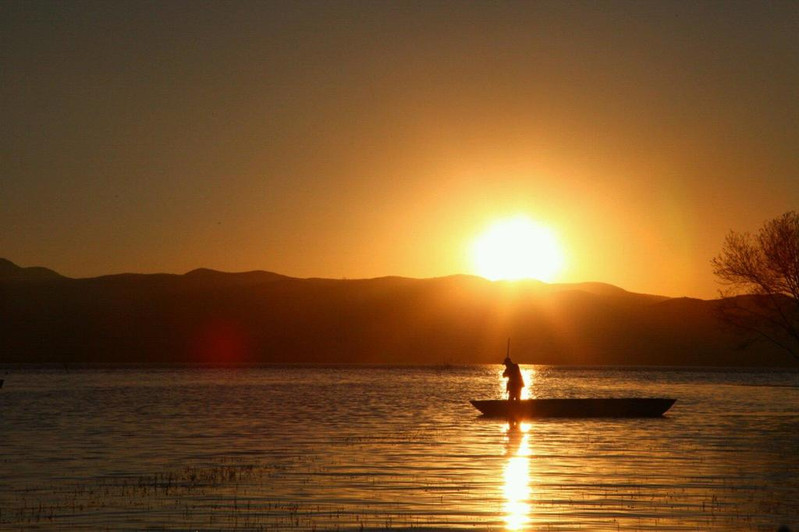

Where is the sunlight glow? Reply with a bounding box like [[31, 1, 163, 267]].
[[521, 367, 536, 400], [504, 423, 531, 530], [498, 365, 535, 399], [471, 216, 565, 281]]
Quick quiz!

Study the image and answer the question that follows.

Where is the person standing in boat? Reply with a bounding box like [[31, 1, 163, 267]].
[[503, 356, 524, 401]]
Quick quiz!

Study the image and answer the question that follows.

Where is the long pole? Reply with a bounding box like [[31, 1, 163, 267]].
[[506, 337, 510, 359]]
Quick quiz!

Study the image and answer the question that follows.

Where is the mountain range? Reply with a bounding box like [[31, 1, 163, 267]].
[[1, 258, 795, 366]]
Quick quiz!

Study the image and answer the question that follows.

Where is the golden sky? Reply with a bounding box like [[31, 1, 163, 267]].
[[2, 1, 798, 298]]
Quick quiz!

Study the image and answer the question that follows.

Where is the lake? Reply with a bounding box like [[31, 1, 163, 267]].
[[1, 365, 797, 530]]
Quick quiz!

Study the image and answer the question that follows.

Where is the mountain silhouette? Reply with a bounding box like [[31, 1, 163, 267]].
[[0, 259, 794, 366], [0, 258, 63, 281]]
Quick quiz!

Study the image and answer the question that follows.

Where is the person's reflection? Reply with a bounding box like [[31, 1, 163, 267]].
[[503, 422, 531, 530]]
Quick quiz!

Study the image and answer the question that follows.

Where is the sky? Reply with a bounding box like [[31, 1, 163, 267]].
[[2, 0, 797, 299]]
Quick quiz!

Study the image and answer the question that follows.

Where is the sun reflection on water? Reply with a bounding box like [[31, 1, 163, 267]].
[[503, 422, 532, 530], [496, 365, 537, 399], [521, 366, 536, 399]]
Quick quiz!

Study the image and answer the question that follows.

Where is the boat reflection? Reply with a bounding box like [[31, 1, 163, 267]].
[[503, 422, 531, 530]]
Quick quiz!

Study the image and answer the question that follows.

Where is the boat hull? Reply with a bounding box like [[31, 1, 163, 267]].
[[470, 398, 676, 419]]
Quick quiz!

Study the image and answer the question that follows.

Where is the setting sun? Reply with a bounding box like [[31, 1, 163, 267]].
[[471, 216, 565, 282]]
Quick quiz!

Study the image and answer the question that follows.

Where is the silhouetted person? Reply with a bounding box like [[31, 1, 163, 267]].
[[503, 356, 524, 401]]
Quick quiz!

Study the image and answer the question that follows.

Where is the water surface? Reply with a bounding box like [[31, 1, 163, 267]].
[[1, 365, 797, 530]]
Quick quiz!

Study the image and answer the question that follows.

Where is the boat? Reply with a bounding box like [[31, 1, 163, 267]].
[[470, 398, 676, 419]]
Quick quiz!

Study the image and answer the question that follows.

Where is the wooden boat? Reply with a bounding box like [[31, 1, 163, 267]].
[[470, 398, 676, 419]]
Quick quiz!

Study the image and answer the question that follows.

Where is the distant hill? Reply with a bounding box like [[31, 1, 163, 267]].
[[0, 258, 795, 367], [0, 258, 63, 281]]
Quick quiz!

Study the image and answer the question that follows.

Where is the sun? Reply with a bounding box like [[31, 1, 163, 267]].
[[471, 216, 565, 281]]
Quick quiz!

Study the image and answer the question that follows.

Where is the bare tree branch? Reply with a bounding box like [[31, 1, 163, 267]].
[[711, 211, 799, 360]]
